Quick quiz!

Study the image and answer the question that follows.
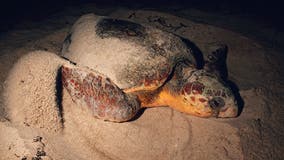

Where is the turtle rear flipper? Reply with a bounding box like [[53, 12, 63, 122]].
[[61, 65, 140, 122], [203, 43, 228, 79]]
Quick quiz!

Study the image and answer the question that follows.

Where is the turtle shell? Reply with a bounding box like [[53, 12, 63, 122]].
[[61, 14, 196, 92]]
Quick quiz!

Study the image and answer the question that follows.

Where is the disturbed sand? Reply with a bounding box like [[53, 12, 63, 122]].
[[0, 6, 283, 160]]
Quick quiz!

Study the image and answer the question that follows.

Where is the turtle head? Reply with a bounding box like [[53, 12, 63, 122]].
[[179, 69, 238, 118]]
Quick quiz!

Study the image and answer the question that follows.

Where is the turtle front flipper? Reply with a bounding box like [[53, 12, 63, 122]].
[[61, 65, 140, 122], [203, 42, 228, 79]]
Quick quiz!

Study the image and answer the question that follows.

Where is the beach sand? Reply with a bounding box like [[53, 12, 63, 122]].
[[0, 6, 283, 160]]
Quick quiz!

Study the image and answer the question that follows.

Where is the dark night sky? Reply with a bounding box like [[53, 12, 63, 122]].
[[0, 0, 283, 32]]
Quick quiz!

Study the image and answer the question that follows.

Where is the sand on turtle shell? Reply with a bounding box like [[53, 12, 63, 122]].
[[0, 8, 283, 160]]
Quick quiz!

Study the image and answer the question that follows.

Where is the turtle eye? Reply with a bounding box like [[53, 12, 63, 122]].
[[209, 97, 225, 109]]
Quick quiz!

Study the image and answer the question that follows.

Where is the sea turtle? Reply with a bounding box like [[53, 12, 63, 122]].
[[60, 14, 238, 122]]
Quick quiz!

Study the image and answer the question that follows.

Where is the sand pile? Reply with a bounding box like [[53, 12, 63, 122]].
[[4, 51, 70, 133], [0, 9, 283, 160]]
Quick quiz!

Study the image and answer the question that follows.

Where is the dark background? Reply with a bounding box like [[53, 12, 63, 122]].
[[0, 0, 283, 32]]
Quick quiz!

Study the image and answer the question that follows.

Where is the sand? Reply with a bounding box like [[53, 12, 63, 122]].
[[0, 6, 283, 160]]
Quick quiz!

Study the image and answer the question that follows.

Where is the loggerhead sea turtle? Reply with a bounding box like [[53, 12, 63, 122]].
[[60, 14, 239, 122]]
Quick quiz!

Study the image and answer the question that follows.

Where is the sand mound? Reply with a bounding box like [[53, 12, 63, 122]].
[[4, 51, 70, 133]]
